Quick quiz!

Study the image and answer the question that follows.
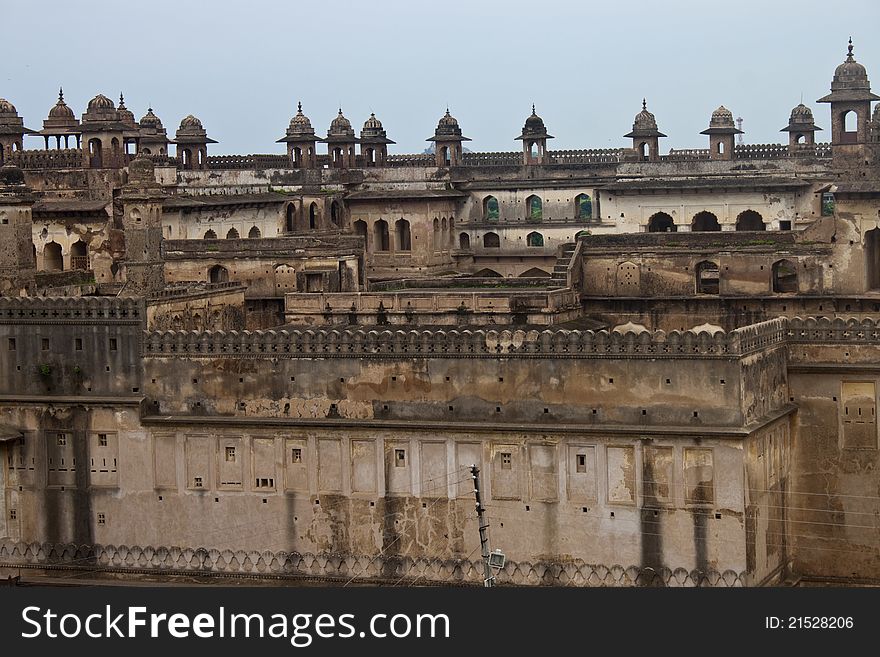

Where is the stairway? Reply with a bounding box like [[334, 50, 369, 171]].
[[551, 242, 577, 284]]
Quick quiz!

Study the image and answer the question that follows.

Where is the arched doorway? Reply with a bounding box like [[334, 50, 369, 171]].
[[692, 211, 720, 232], [648, 212, 676, 233], [474, 268, 502, 277], [483, 196, 499, 221], [285, 203, 296, 232], [309, 202, 317, 229], [519, 267, 551, 278], [88, 138, 103, 168], [459, 232, 470, 249], [395, 219, 411, 251], [226, 227, 239, 239], [70, 240, 89, 270], [248, 226, 261, 239], [575, 194, 592, 220], [209, 264, 229, 283], [772, 259, 798, 293], [735, 210, 765, 231], [374, 220, 389, 251], [204, 229, 217, 239], [43, 242, 63, 271], [526, 195, 542, 221], [354, 220, 368, 246], [695, 261, 719, 294], [330, 201, 340, 226]]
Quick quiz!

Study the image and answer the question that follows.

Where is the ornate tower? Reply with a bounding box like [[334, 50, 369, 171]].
[[119, 154, 165, 296], [138, 107, 169, 156], [80, 94, 128, 168], [427, 109, 470, 167], [325, 109, 358, 169], [173, 115, 216, 170], [0, 164, 36, 296], [700, 106, 742, 160], [359, 113, 394, 166], [0, 99, 37, 165], [781, 103, 821, 149], [624, 99, 666, 162], [516, 105, 553, 165], [817, 38, 879, 167], [277, 102, 320, 169], [39, 88, 81, 150]]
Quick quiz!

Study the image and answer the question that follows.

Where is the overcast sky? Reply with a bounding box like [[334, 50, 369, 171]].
[[3, 0, 878, 155]]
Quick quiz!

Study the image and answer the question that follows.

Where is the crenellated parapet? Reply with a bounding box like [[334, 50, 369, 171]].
[[787, 316, 880, 343], [11, 148, 83, 169], [142, 324, 775, 359], [0, 295, 144, 324]]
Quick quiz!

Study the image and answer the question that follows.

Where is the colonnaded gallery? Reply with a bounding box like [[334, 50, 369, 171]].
[[1, 40, 879, 586]]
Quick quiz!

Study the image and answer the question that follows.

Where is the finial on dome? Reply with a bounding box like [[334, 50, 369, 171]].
[[531, 103, 536, 115], [58, 87, 64, 102], [119, 92, 125, 106], [297, 101, 302, 112], [847, 36, 854, 61], [446, 107, 450, 116], [642, 98, 647, 111]]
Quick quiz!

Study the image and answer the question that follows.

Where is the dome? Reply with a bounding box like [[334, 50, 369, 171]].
[[87, 94, 115, 111], [633, 99, 658, 131], [179, 114, 203, 130], [432, 108, 465, 139], [363, 112, 383, 131], [47, 88, 74, 119], [288, 102, 314, 133], [516, 104, 554, 141], [328, 109, 355, 138], [709, 105, 735, 128], [833, 40, 869, 86], [0, 98, 17, 115], [789, 103, 814, 123], [0, 163, 25, 187], [139, 107, 163, 129]]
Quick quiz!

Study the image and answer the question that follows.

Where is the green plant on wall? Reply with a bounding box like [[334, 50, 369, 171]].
[[38, 364, 51, 377]]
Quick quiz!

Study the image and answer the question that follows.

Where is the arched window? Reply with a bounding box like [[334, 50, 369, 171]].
[[692, 211, 720, 232], [180, 148, 192, 169], [735, 210, 765, 231], [483, 232, 500, 248], [575, 194, 592, 220], [526, 195, 542, 221], [226, 227, 239, 239], [842, 110, 858, 142], [88, 138, 103, 168], [330, 201, 340, 226], [293, 146, 302, 167], [285, 203, 295, 232], [374, 219, 389, 251], [526, 231, 544, 247], [141, 147, 151, 155], [395, 218, 411, 251], [71, 240, 88, 270], [483, 196, 499, 221], [209, 264, 229, 283], [459, 232, 470, 249], [43, 241, 63, 271], [772, 259, 798, 293], [309, 202, 317, 229], [204, 229, 217, 239], [354, 219, 368, 243], [440, 146, 450, 165], [695, 261, 719, 295], [795, 134, 806, 144], [474, 268, 502, 277], [639, 142, 648, 160], [648, 212, 676, 233], [717, 141, 725, 155], [248, 226, 261, 239], [433, 217, 440, 240]]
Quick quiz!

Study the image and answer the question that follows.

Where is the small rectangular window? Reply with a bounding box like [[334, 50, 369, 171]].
[[9, 509, 16, 520], [57, 433, 67, 446], [97, 512, 105, 525], [255, 477, 275, 489], [779, 220, 792, 231], [291, 448, 302, 463], [501, 452, 512, 470], [7, 338, 15, 351], [98, 433, 108, 447], [109, 338, 118, 351], [576, 453, 587, 473], [41, 338, 49, 351], [394, 448, 406, 468], [225, 446, 236, 462], [75, 338, 83, 351], [193, 476, 203, 488]]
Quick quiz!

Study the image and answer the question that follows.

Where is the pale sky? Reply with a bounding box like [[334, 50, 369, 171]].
[[3, 0, 878, 155]]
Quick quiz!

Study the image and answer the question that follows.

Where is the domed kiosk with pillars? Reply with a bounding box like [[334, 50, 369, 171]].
[[624, 99, 666, 162], [173, 115, 216, 170], [325, 109, 358, 169], [138, 107, 169, 156], [80, 94, 130, 169], [516, 105, 553, 165], [780, 103, 821, 149], [427, 109, 470, 167], [359, 113, 394, 167], [0, 99, 37, 165], [38, 89, 81, 150], [277, 102, 320, 169], [700, 105, 743, 160]]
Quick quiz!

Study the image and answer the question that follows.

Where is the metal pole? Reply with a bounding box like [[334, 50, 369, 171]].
[[471, 464, 494, 587]]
